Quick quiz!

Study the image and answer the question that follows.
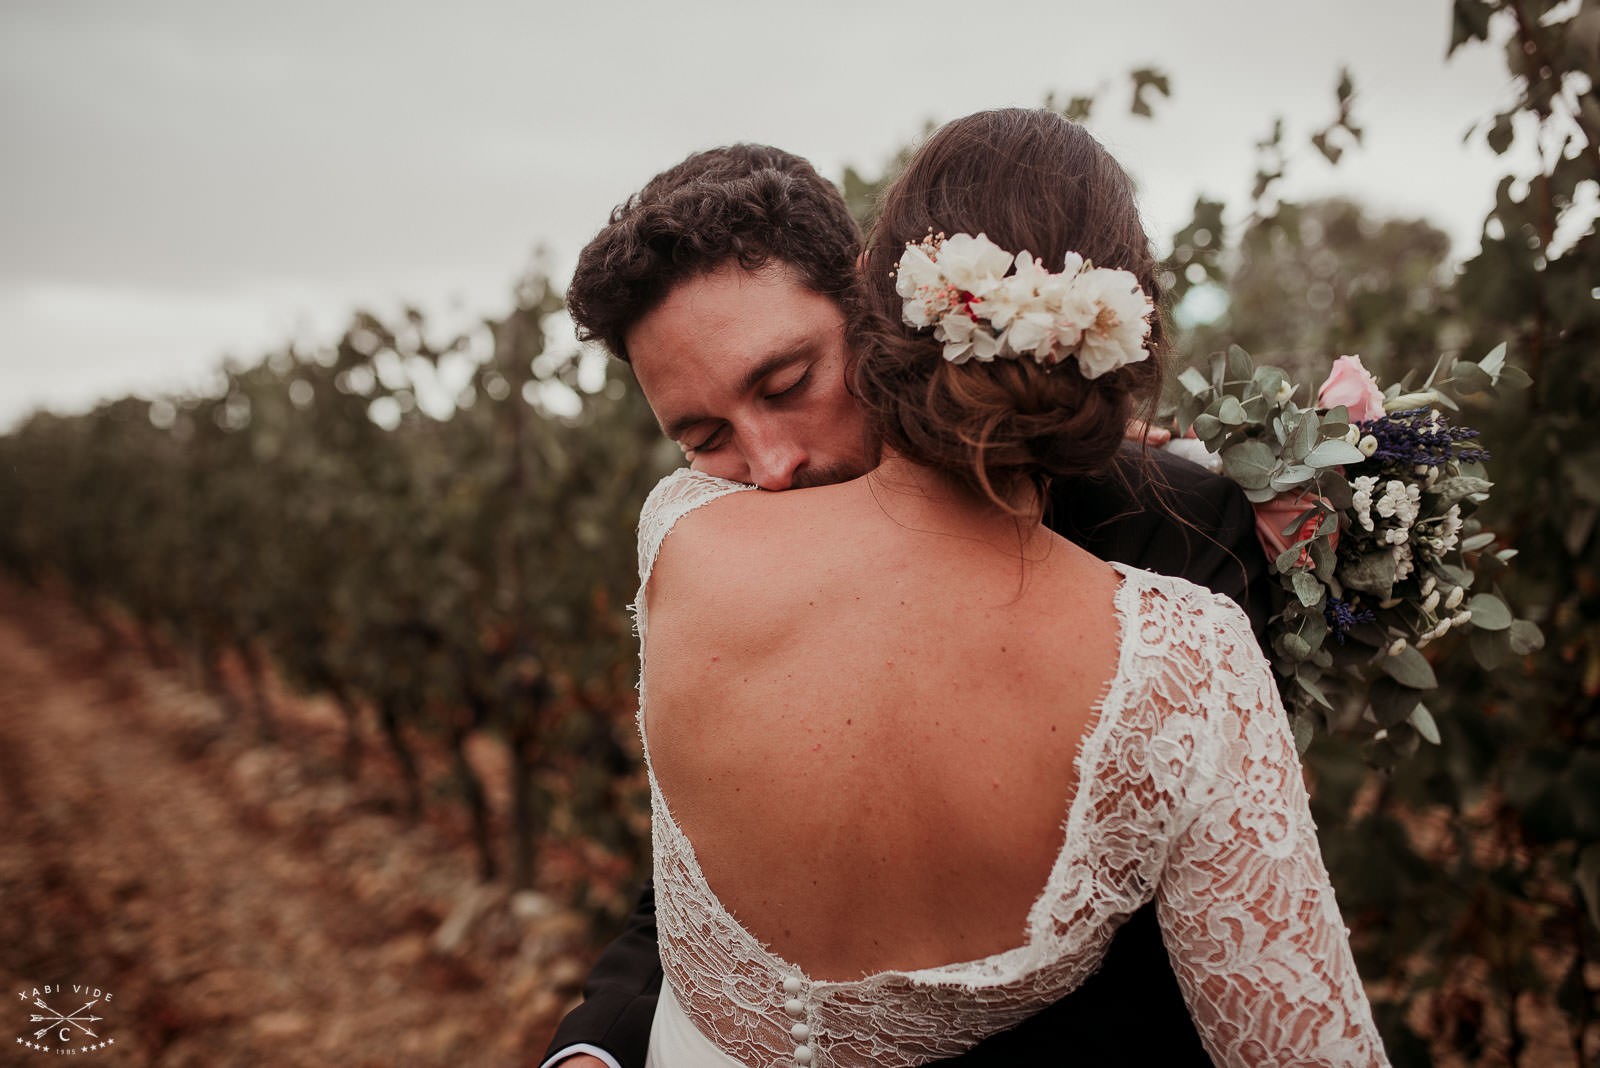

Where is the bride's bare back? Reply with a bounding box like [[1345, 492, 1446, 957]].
[[643, 463, 1122, 980]]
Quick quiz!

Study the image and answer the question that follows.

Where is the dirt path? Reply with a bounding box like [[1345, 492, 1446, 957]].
[[0, 584, 601, 1067]]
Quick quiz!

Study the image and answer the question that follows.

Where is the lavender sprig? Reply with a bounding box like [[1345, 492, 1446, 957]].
[[1358, 408, 1488, 467]]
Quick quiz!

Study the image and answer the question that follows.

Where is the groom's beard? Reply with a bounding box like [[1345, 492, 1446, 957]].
[[790, 459, 868, 490]]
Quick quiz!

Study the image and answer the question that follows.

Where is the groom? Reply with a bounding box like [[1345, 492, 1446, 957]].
[[541, 143, 1270, 1068]]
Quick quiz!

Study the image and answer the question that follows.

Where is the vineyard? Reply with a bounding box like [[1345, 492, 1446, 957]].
[[2, 1, 1598, 1064]]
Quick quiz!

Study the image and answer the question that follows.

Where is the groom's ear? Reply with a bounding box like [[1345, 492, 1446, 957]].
[[854, 248, 870, 275]]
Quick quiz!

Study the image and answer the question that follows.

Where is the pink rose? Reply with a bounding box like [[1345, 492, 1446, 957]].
[[1254, 490, 1338, 568], [1317, 354, 1386, 423]]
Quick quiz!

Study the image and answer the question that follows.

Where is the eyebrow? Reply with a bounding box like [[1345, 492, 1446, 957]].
[[661, 340, 814, 441]]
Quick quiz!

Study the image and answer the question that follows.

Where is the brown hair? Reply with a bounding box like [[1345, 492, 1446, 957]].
[[852, 109, 1166, 510], [567, 144, 862, 362]]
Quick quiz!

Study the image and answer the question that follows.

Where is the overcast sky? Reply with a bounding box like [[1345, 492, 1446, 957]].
[[0, 0, 1547, 431]]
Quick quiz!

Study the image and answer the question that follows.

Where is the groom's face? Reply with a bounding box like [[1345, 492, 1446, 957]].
[[626, 259, 869, 490]]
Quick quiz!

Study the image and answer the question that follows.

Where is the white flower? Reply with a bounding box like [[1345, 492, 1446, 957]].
[[1392, 541, 1416, 582], [1072, 268, 1153, 379], [892, 234, 1152, 377], [1421, 588, 1441, 613], [1351, 475, 1380, 533], [1445, 585, 1465, 610], [1435, 504, 1463, 554], [1388, 637, 1409, 657], [1358, 434, 1379, 457]]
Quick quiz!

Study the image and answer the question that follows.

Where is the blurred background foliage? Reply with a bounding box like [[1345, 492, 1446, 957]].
[[0, 0, 1595, 1062]]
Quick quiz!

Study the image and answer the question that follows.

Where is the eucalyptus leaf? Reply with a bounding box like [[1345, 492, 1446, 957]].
[[1478, 341, 1507, 380], [1381, 645, 1438, 689], [1193, 413, 1223, 440], [1431, 476, 1494, 505], [1217, 396, 1247, 425], [1450, 363, 1494, 395], [1305, 439, 1366, 467], [1470, 626, 1513, 670], [1467, 592, 1512, 630], [1280, 632, 1311, 659], [1369, 677, 1421, 726], [1497, 365, 1532, 389], [1221, 440, 1276, 489], [1508, 618, 1544, 655], [1178, 367, 1211, 397], [1225, 345, 1254, 387], [1295, 673, 1334, 710], [1459, 531, 1496, 553], [1342, 550, 1397, 598], [1291, 570, 1324, 608], [1408, 704, 1441, 745]]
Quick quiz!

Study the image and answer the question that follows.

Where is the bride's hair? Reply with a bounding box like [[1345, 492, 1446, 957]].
[[851, 108, 1166, 510]]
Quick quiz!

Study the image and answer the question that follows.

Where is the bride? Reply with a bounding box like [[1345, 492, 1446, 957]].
[[632, 108, 1388, 1067]]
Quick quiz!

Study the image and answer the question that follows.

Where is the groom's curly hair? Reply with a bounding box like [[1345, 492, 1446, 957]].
[[566, 145, 862, 362]]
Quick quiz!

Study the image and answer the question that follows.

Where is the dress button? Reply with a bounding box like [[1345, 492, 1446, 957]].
[[793, 1044, 813, 1065], [782, 976, 804, 994], [791, 1022, 811, 1041], [784, 997, 805, 1018]]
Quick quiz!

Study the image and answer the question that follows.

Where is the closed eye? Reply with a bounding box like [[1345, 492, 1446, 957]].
[[764, 368, 810, 402]]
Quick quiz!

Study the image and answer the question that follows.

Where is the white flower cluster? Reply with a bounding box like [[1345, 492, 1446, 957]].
[[1351, 475, 1427, 580], [894, 232, 1154, 377]]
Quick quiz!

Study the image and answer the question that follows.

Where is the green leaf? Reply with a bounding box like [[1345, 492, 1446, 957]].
[[1295, 672, 1334, 710], [1431, 476, 1493, 505], [1408, 704, 1441, 745], [1280, 631, 1311, 659], [1217, 396, 1247, 426], [1192, 413, 1223, 440], [1275, 543, 1305, 573], [1178, 367, 1211, 397], [1224, 345, 1254, 387], [1342, 550, 1397, 597], [1478, 341, 1507, 381], [1291, 570, 1324, 608], [1381, 645, 1438, 689], [1369, 677, 1420, 726], [1221, 440, 1276, 489], [1305, 439, 1366, 467], [1497, 365, 1532, 389], [1470, 626, 1512, 670], [1459, 531, 1496, 553], [1467, 592, 1512, 630], [1449, 362, 1494, 395], [1508, 619, 1544, 655]]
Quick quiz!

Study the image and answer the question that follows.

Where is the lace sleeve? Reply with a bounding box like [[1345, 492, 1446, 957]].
[[1156, 601, 1390, 1067], [636, 468, 756, 591]]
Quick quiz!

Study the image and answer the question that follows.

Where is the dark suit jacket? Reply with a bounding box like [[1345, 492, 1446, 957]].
[[544, 446, 1271, 1067]]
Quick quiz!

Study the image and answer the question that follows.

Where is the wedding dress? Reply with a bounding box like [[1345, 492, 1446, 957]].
[[635, 469, 1389, 1068]]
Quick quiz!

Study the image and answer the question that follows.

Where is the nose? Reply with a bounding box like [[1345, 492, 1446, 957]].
[[744, 434, 805, 491]]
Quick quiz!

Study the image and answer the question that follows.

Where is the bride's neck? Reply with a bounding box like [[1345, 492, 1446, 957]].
[[865, 452, 1050, 549]]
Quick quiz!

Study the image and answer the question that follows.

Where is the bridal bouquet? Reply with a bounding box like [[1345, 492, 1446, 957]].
[[1167, 344, 1541, 765]]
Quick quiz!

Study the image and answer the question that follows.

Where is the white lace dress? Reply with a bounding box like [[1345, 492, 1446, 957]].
[[635, 469, 1389, 1068]]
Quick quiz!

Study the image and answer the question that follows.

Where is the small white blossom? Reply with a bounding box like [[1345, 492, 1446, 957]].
[[1392, 541, 1416, 581], [1359, 434, 1379, 457], [1351, 475, 1380, 532], [1421, 589, 1441, 613], [1445, 585, 1465, 610], [1344, 425, 1361, 446], [1452, 609, 1473, 626], [1388, 637, 1409, 656]]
